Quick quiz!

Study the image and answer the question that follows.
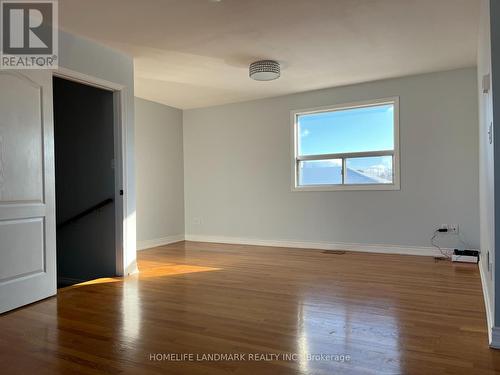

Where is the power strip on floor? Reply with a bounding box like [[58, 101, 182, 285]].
[[451, 249, 479, 264]]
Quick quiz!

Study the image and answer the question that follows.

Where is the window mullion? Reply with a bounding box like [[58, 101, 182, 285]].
[[342, 158, 346, 185], [297, 150, 394, 161]]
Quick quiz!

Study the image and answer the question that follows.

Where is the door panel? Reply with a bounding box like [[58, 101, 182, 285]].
[[0, 71, 56, 314], [0, 218, 44, 283], [0, 73, 44, 203]]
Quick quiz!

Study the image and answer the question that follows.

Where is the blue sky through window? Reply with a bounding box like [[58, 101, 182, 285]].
[[297, 104, 394, 157]]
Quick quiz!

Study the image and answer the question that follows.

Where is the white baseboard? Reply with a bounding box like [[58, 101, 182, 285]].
[[479, 260, 499, 348], [184, 234, 446, 257], [479, 260, 494, 345], [137, 234, 185, 251]]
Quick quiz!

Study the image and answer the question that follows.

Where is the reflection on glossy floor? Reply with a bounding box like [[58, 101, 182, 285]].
[[1, 241, 499, 374]]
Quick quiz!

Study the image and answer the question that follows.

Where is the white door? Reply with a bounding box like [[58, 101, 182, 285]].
[[0, 70, 56, 313]]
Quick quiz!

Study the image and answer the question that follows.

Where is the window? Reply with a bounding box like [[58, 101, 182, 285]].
[[291, 97, 399, 191]]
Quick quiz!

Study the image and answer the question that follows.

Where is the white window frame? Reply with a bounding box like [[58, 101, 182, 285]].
[[291, 97, 400, 192]]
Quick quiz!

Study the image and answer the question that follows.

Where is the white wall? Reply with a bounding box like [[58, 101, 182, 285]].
[[477, 0, 495, 335], [135, 98, 184, 249], [59, 30, 137, 275], [183, 68, 479, 251]]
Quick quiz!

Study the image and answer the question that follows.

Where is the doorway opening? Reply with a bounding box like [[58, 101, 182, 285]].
[[53, 76, 120, 288]]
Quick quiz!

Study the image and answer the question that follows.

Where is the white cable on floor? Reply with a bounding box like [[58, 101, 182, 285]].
[[430, 230, 452, 259]]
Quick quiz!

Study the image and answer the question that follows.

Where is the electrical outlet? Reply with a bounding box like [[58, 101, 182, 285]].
[[193, 217, 203, 225]]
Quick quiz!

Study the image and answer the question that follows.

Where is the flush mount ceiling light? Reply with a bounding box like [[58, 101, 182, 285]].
[[249, 60, 280, 81]]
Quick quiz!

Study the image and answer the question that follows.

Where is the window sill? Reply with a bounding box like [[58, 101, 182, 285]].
[[291, 183, 400, 192]]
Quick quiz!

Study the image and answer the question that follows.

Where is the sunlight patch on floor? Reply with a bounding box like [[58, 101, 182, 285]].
[[137, 264, 221, 278], [60, 264, 222, 291]]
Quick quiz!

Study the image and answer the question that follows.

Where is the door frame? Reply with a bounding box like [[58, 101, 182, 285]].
[[52, 67, 126, 276]]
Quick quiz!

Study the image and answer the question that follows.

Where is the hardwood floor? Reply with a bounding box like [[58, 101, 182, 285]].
[[0, 241, 499, 374]]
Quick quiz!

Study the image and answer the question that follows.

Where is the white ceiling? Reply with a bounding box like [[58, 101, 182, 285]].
[[59, 0, 480, 109]]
